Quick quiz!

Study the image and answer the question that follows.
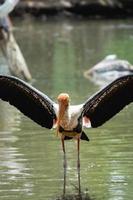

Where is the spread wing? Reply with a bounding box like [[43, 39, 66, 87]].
[[82, 75, 133, 128], [0, 75, 57, 129]]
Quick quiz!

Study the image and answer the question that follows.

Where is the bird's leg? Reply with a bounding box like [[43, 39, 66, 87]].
[[77, 135, 81, 194], [61, 135, 67, 168], [63, 162, 67, 196], [77, 163, 81, 195], [77, 135, 80, 169]]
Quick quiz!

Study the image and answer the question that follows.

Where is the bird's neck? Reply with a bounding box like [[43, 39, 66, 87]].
[[57, 102, 69, 134]]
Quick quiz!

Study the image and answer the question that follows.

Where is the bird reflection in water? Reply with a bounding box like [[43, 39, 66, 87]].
[[62, 166, 81, 196], [60, 161, 93, 200]]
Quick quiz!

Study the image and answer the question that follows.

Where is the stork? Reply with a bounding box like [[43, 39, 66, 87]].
[[0, 75, 133, 168], [0, 0, 19, 18], [84, 54, 133, 78], [0, 0, 32, 81]]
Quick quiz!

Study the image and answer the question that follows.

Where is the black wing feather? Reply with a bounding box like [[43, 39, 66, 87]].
[[0, 75, 57, 129], [83, 75, 133, 128]]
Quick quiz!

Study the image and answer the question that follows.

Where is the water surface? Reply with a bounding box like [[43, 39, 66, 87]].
[[0, 18, 133, 200]]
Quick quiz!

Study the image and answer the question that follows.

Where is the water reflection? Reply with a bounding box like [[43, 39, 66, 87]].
[[62, 167, 81, 196], [58, 166, 93, 200], [0, 102, 32, 197], [0, 53, 10, 75]]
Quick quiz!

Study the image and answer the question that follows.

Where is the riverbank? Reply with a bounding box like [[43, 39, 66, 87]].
[[12, 0, 133, 18]]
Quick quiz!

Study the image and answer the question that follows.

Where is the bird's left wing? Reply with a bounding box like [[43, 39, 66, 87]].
[[0, 75, 57, 129], [82, 75, 133, 128]]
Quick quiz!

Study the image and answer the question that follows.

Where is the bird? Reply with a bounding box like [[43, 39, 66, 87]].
[[84, 55, 133, 87], [84, 55, 133, 77], [0, 74, 133, 168], [0, 16, 32, 81], [0, 0, 32, 81], [0, 0, 19, 18]]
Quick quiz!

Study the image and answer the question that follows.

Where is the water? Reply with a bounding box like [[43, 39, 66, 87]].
[[0, 17, 133, 200]]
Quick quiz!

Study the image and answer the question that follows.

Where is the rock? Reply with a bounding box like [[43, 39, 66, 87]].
[[11, 0, 133, 18]]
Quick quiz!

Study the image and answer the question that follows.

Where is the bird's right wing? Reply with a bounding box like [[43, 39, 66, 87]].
[[0, 75, 57, 129], [82, 75, 133, 128]]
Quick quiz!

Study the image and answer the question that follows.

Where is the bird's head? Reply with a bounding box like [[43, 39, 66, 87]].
[[57, 93, 70, 107], [56, 93, 70, 135]]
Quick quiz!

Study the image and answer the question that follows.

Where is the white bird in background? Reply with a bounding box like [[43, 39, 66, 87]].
[[84, 55, 133, 87], [84, 54, 133, 76], [0, 75, 133, 167], [0, 0, 32, 81], [0, 0, 19, 18]]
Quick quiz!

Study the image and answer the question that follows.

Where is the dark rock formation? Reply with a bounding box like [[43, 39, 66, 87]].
[[12, 0, 133, 18]]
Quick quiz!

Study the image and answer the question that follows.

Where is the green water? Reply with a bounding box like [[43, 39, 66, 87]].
[[0, 18, 133, 200]]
